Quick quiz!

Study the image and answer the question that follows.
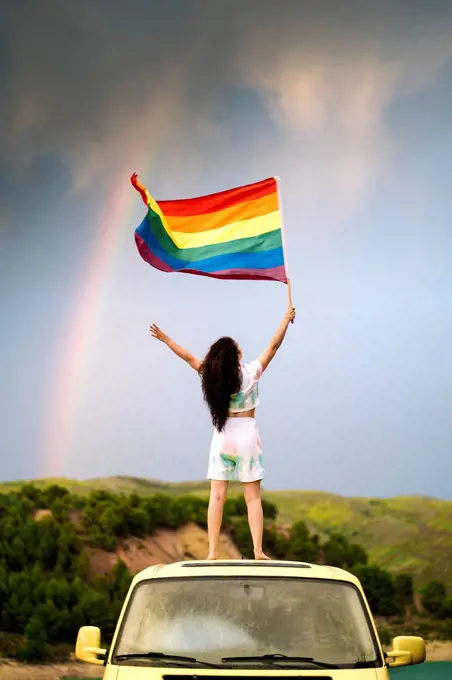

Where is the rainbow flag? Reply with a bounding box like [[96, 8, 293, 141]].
[[131, 174, 287, 283]]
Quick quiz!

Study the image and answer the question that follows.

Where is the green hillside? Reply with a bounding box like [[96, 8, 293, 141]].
[[0, 475, 209, 496], [1, 475, 451, 587]]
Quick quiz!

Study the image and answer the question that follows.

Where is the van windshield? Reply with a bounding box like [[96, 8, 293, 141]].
[[113, 576, 381, 668]]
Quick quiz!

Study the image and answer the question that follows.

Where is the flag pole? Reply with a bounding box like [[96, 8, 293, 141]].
[[274, 176, 293, 316]]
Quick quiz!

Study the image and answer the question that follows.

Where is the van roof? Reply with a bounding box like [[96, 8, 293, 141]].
[[131, 560, 361, 587]]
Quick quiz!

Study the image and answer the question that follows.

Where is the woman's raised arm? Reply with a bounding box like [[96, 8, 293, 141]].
[[150, 323, 201, 372], [258, 306, 296, 373]]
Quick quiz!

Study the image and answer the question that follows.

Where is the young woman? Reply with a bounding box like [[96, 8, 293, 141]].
[[150, 305, 296, 560]]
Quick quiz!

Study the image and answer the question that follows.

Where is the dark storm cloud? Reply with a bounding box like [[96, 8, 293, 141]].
[[1, 1, 240, 185], [1, 0, 451, 196]]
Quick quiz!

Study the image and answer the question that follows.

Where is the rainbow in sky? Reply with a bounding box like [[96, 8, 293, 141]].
[[42, 172, 136, 478]]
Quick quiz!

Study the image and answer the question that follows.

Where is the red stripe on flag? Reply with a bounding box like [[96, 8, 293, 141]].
[[158, 177, 277, 217]]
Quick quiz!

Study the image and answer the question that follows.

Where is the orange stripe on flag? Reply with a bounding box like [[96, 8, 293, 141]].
[[167, 193, 278, 234]]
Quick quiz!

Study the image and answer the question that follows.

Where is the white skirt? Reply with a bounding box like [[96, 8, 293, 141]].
[[207, 417, 264, 483]]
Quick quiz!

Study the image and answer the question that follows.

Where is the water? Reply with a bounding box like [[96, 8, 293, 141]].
[[389, 662, 452, 678]]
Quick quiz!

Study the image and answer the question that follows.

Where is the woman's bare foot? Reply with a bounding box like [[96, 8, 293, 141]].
[[254, 551, 271, 560], [206, 551, 218, 560]]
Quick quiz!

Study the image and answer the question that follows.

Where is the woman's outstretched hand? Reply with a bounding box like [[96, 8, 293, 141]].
[[150, 323, 168, 343], [149, 324, 200, 371]]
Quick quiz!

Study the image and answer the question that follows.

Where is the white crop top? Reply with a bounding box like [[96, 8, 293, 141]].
[[229, 359, 263, 412]]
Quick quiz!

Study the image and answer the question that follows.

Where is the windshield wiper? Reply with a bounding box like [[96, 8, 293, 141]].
[[353, 659, 379, 668], [221, 653, 339, 669], [114, 651, 221, 668]]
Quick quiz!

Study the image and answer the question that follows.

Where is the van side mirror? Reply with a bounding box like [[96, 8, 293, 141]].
[[386, 635, 426, 667], [75, 626, 107, 666]]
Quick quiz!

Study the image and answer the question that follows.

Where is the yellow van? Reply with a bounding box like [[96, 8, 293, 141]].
[[76, 559, 426, 678]]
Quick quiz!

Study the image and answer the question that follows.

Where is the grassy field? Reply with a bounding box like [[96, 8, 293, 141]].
[[2, 475, 452, 587]]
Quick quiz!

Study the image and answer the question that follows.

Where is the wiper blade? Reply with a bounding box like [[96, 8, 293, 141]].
[[114, 651, 221, 668], [222, 653, 339, 669], [353, 659, 379, 668]]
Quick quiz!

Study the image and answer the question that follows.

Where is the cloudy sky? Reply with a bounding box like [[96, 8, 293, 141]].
[[1, 0, 451, 497]]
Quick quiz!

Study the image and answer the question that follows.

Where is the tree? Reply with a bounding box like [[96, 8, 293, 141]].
[[35, 598, 66, 641], [110, 560, 133, 601], [322, 533, 368, 569], [261, 498, 278, 520], [285, 521, 319, 563], [230, 517, 254, 558], [3, 572, 35, 630], [353, 565, 398, 616], [166, 497, 196, 529], [18, 616, 48, 662], [394, 573, 414, 607], [43, 485, 70, 506], [35, 518, 61, 570], [184, 496, 208, 527], [72, 589, 115, 632], [224, 497, 246, 518], [422, 580, 447, 617], [441, 597, 452, 619], [18, 484, 43, 508], [263, 527, 288, 559], [144, 494, 172, 529], [224, 496, 276, 521], [8, 536, 27, 571]]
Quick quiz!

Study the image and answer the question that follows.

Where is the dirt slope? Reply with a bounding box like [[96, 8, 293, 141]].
[[87, 522, 241, 578]]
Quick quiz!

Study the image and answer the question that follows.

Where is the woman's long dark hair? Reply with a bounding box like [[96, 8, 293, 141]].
[[200, 337, 242, 432]]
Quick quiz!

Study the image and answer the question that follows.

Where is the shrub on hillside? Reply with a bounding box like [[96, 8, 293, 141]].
[[422, 580, 450, 618], [263, 526, 289, 559], [352, 565, 398, 616], [261, 498, 278, 520], [18, 616, 48, 662], [229, 517, 254, 558], [285, 521, 319, 563], [224, 496, 247, 517], [377, 627, 392, 645], [223, 496, 277, 521], [322, 533, 368, 569], [394, 573, 414, 607]]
